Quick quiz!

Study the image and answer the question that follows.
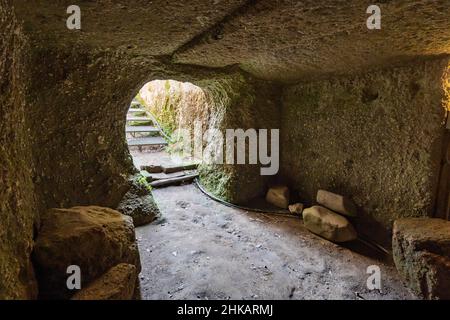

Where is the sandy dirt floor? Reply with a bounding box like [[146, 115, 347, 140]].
[[136, 183, 416, 300]]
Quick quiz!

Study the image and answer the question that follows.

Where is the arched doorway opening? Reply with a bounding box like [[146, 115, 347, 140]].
[[125, 79, 206, 188]]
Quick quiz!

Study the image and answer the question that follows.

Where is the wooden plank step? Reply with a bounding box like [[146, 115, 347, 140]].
[[126, 126, 159, 133], [127, 137, 167, 147], [150, 171, 186, 181], [127, 116, 152, 122], [150, 173, 199, 188], [163, 163, 199, 174]]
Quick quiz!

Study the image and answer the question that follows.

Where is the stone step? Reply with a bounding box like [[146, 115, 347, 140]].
[[150, 173, 199, 188], [128, 108, 145, 113], [126, 126, 159, 133], [126, 116, 152, 122], [127, 137, 167, 147]]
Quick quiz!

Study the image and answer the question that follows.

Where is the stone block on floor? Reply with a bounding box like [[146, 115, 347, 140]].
[[393, 218, 450, 300]]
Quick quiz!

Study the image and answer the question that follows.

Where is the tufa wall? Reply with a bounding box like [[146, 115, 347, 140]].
[[194, 74, 281, 204], [281, 58, 450, 245], [0, 0, 38, 299], [2, 0, 450, 299]]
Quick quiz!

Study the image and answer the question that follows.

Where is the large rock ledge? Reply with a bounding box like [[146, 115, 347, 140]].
[[32, 206, 141, 300], [393, 218, 450, 299]]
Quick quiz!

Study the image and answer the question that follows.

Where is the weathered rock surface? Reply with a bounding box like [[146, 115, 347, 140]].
[[302, 206, 357, 243], [289, 203, 304, 216], [197, 75, 280, 205], [14, 1, 450, 82], [33, 206, 141, 299], [316, 190, 357, 217], [0, 0, 39, 299], [174, 1, 450, 82], [117, 174, 161, 227], [266, 186, 290, 209], [281, 59, 449, 246], [2, 0, 449, 299], [393, 218, 450, 300], [71, 264, 137, 300]]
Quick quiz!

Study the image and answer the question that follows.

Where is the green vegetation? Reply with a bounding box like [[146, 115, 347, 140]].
[[135, 80, 179, 138], [136, 174, 152, 193], [198, 164, 235, 202]]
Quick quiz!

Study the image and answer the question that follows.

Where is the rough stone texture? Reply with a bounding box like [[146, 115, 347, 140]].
[[288, 203, 304, 215], [302, 206, 357, 243], [174, 0, 450, 82], [19, 36, 272, 210], [281, 58, 449, 246], [196, 74, 281, 204], [116, 174, 161, 227], [2, 0, 450, 299], [32, 206, 141, 299], [393, 218, 450, 300], [14, 1, 450, 83], [266, 186, 290, 209], [14, 0, 246, 57], [0, 10, 235, 296], [23, 43, 141, 209], [0, 0, 39, 299], [71, 263, 137, 300], [317, 190, 357, 217], [0, 22, 275, 294]]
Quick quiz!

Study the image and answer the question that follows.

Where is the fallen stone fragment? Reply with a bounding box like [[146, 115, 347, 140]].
[[289, 203, 304, 215], [71, 263, 137, 300], [33, 206, 141, 299], [316, 189, 357, 217], [266, 185, 290, 209], [302, 206, 357, 242], [393, 218, 450, 300], [140, 165, 163, 173]]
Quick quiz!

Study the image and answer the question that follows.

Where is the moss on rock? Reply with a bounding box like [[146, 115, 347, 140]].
[[195, 74, 281, 204], [116, 174, 160, 227]]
